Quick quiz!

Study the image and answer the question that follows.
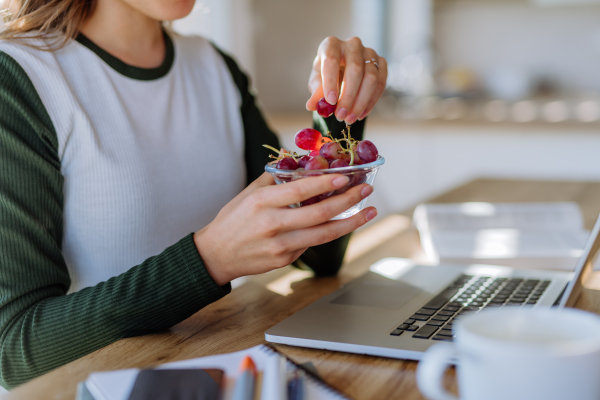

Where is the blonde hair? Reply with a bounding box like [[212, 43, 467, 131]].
[[0, 0, 96, 49]]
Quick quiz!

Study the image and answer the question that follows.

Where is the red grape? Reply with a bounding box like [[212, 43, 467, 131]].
[[295, 128, 323, 150], [348, 144, 364, 165], [297, 155, 311, 168], [318, 191, 335, 201], [303, 192, 334, 206], [309, 150, 320, 157], [316, 97, 337, 118], [305, 155, 329, 170], [330, 159, 350, 169], [301, 196, 320, 206], [276, 156, 298, 170], [319, 142, 344, 160], [356, 140, 378, 163], [339, 151, 352, 163], [352, 151, 364, 165]]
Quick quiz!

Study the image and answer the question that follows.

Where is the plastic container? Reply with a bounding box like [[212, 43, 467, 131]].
[[265, 156, 385, 220]]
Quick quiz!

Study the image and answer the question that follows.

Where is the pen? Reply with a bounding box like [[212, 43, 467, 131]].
[[287, 370, 305, 400], [232, 356, 256, 400], [262, 354, 287, 400]]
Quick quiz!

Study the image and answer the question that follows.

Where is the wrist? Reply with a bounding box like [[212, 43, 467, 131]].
[[193, 228, 231, 286]]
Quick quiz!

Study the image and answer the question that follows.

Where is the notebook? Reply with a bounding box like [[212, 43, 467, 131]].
[[413, 202, 590, 271], [77, 345, 348, 400]]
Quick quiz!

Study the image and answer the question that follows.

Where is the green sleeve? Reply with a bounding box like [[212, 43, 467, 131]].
[[0, 52, 230, 389], [215, 48, 367, 276]]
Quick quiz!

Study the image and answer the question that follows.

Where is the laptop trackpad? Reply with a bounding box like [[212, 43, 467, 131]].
[[330, 281, 423, 310]]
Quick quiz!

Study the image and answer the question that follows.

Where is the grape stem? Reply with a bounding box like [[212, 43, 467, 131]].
[[262, 144, 281, 153], [262, 144, 299, 161], [264, 124, 356, 165], [334, 125, 356, 166]]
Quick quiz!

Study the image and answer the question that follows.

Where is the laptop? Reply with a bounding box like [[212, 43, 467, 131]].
[[265, 213, 600, 360]]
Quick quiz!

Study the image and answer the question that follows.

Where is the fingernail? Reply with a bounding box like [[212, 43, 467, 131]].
[[358, 110, 368, 120], [327, 91, 338, 105], [306, 101, 311, 111], [366, 209, 377, 222], [361, 185, 373, 198], [336, 108, 348, 121], [332, 176, 350, 188], [346, 113, 357, 125]]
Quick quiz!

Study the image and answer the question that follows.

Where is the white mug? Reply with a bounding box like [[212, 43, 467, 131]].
[[417, 308, 600, 400]]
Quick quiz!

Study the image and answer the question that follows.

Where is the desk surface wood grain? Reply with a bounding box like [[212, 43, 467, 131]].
[[6, 178, 600, 400]]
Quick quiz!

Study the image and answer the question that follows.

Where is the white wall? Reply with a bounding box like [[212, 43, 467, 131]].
[[434, 0, 600, 93], [172, 0, 256, 78], [351, 0, 387, 56], [388, 0, 433, 61]]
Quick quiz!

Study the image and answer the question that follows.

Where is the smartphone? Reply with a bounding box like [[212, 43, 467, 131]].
[[127, 368, 224, 400]]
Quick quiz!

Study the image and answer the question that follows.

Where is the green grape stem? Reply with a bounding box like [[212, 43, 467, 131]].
[[263, 144, 299, 161], [264, 124, 357, 165], [340, 125, 356, 165]]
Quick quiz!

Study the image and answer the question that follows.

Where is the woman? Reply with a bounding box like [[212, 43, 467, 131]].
[[0, 0, 387, 389]]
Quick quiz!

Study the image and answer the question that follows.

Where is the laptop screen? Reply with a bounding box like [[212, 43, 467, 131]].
[[558, 213, 600, 308]]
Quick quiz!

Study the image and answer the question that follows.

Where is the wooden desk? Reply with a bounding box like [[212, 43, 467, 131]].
[[6, 179, 600, 400]]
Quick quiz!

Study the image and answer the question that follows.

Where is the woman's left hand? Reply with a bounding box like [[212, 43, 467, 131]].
[[306, 36, 388, 125]]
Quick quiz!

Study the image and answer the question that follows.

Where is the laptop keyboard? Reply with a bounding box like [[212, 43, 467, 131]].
[[389, 275, 551, 341]]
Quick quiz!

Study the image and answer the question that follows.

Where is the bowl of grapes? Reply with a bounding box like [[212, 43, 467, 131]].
[[264, 99, 384, 220]]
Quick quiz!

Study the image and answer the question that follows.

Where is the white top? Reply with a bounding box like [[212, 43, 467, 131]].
[[0, 33, 246, 291]]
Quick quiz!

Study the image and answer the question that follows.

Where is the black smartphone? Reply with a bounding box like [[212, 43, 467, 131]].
[[127, 368, 224, 400]]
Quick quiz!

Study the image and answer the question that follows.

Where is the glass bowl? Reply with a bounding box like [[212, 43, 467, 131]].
[[265, 156, 385, 220]]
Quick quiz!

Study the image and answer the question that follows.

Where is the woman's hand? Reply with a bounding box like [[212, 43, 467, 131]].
[[306, 36, 388, 125], [194, 173, 377, 286]]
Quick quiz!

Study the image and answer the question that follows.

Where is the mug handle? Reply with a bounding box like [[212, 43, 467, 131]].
[[417, 342, 459, 400]]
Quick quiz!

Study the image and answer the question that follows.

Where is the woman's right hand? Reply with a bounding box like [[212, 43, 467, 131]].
[[194, 172, 377, 286]]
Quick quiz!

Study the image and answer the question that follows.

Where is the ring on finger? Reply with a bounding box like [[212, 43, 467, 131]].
[[364, 58, 379, 70]]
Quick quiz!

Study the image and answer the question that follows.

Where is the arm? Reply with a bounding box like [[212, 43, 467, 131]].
[[215, 48, 366, 276], [0, 52, 230, 389]]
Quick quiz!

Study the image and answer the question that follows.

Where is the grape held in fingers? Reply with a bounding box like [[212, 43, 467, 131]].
[[316, 97, 337, 118]]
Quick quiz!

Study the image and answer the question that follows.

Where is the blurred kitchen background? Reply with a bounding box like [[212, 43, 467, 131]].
[[173, 0, 600, 217]]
